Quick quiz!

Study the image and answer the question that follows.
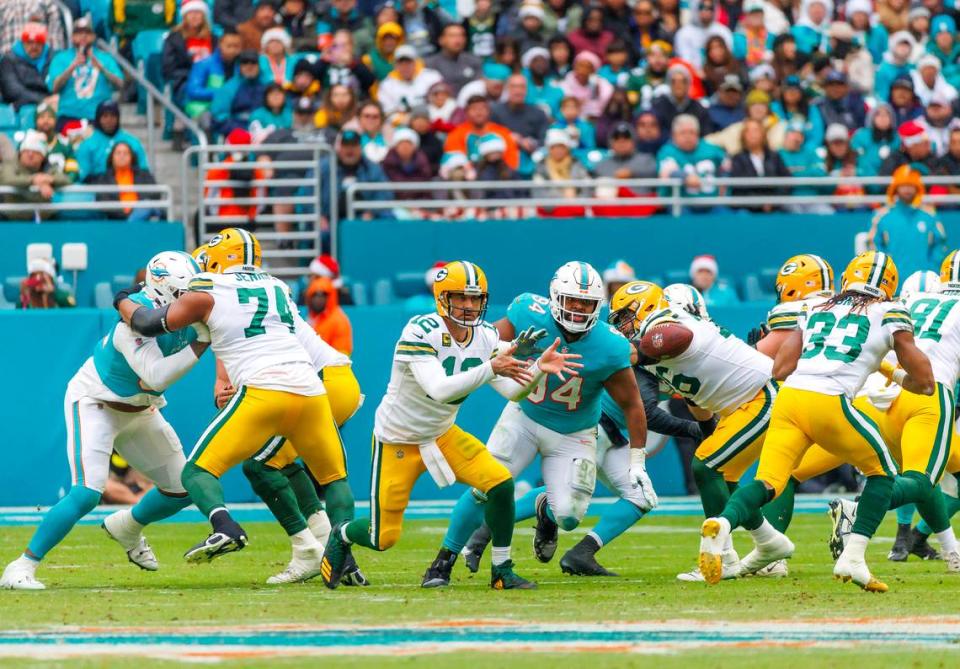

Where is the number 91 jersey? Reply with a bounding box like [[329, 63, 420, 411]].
[[905, 291, 960, 388], [507, 293, 631, 434], [784, 298, 913, 398]]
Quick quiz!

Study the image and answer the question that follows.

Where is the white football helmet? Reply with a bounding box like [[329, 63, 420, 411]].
[[143, 251, 202, 307], [900, 270, 941, 300], [549, 261, 604, 333], [664, 283, 710, 320]]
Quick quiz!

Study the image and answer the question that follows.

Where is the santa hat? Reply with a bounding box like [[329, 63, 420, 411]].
[[309, 254, 342, 288], [425, 261, 447, 288], [27, 257, 56, 278], [689, 254, 719, 279], [261, 27, 292, 50], [225, 128, 252, 145], [180, 0, 210, 19], [898, 120, 929, 147], [18, 130, 48, 157]]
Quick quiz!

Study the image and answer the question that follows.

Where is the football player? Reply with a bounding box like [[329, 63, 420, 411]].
[[114, 228, 356, 564], [699, 251, 934, 592], [1, 252, 208, 590], [423, 261, 651, 586], [319, 261, 581, 591]]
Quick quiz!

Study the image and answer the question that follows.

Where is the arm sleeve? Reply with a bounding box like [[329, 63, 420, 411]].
[[882, 305, 915, 343], [114, 324, 199, 392], [636, 368, 699, 439], [409, 356, 496, 404]]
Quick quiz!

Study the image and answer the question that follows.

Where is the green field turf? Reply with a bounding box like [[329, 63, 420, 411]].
[[1, 512, 959, 668]]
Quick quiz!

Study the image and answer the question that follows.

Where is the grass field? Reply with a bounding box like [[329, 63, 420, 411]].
[[2, 510, 959, 667]]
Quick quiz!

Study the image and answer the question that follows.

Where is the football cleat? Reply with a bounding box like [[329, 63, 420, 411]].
[[888, 523, 911, 562], [319, 522, 349, 590], [184, 530, 248, 563], [421, 549, 457, 588], [490, 560, 536, 590], [340, 548, 370, 586], [559, 539, 618, 577], [533, 493, 558, 563], [827, 498, 857, 560], [266, 545, 323, 584], [944, 550, 960, 573], [0, 559, 45, 591], [462, 526, 491, 574], [102, 512, 158, 571], [698, 517, 731, 585], [739, 532, 794, 576], [677, 547, 740, 582], [908, 528, 941, 560], [833, 551, 888, 593], [752, 559, 789, 578]]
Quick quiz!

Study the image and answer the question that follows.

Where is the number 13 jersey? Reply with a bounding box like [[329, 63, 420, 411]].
[[784, 298, 913, 398], [188, 270, 322, 395]]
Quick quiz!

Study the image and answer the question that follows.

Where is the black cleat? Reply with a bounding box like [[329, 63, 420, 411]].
[[320, 522, 349, 589], [340, 547, 371, 586], [422, 548, 457, 588], [888, 523, 911, 562], [533, 493, 558, 563], [908, 528, 941, 560], [559, 537, 618, 577], [184, 511, 248, 563], [462, 526, 491, 574], [490, 560, 536, 590]]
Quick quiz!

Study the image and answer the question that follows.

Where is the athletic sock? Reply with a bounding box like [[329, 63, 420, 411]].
[[896, 502, 916, 526], [241, 459, 307, 536], [918, 492, 960, 534], [586, 531, 604, 549], [718, 480, 772, 530], [748, 518, 778, 544], [851, 475, 895, 538], [26, 486, 101, 561], [323, 478, 355, 526], [491, 545, 511, 567], [307, 510, 331, 546], [441, 488, 487, 553], [591, 498, 645, 546], [936, 527, 959, 554], [843, 532, 869, 560], [290, 528, 321, 551], [484, 479, 516, 553], [343, 518, 377, 549], [284, 463, 324, 518], [130, 488, 191, 526], [762, 477, 796, 533], [692, 457, 730, 518], [514, 486, 543, 522], [181, 462, 225, 517]]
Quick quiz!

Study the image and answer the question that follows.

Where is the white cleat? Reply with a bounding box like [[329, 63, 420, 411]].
[[266, 546, 323, 584], [0, 558, 45, 590], [827, 498, 857, 560], [698, 517, 732, 585], [833, 551, 887, 593], [102, 511, 158, 571], [677, 548, 740, 582], [752, 559, 789, 578], [944, 550, 960, 573], [739, 532, 795, 576]]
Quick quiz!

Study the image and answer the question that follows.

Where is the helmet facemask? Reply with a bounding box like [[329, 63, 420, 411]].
[[440, 289, 488, 327], [552, 293, 602, 333]]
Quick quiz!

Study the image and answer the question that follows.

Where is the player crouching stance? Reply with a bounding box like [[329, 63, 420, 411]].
[[699, 252, 934, 592], [1, 253, 207, 590], [321, 261, 580, 590]]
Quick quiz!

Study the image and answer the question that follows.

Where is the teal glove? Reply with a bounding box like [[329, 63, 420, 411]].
[[513, 326, 548, 357]]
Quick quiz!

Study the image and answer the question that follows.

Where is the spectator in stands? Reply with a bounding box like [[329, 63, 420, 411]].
[[162, 0, 215, 106], [568, 5, 614, 60], [707, 74, 746, 132], [425, 82, 457, 131], [445, 95, 520, 169], [878, 0, 910, 38], [602, 260, 636, 300], [474, 133, 524, 216], [729, 118, 792, 212], [943, 127, 960, 179], [771, 75, 825, 150], [707, 88, 784, 155], [314, 30, 376, 96], [629, 0, 671, 56], [491, 74, 547, 174], [305, 275, 353, 354], [0, 130, 69, 220], [814, 70, 867, 132], [204, 128, 265, 228], [852, 103, 900, 180], [522, 47, 563, 119], [881, 120, 946, 175], [259, 27, 294, 86], [929, 15, 960, 89], [771, 33, 806, 83], [542, 0, 582, 36], [278, 0, 318, 52], [238, 0, 278, 51], [433, 152, 476, 220], [868, 165, 946, 277], [551, 95, 596, 151], [919, 94, 955, 157], [689, 254, 739, 307], [184, 29, 242, 123], [702, 34, 746, 97], [829, 21, 874, 94], [91, 141, 161, 221], [214, 0, 254, 32], [250, 83, 292, 133], [316, 0, 375, 57], [34, 103, 78, 181], [560, 51, 613, 120], [46, 16, 124, 124], [211, 49, 266, 135], [315, 83, 357, 142], [594, 87, 633, 150], [596, 39, 629, 88], [425, 24, 482, 95], [477, 62, 510, 103], [875, 32, 917, 102], [409, 106, 442, 172], [791, 0, 831, 56], [399, 0, 450, 58], [600, 0, 631, 44], [19, 257, 74, 309], [595, 121, 656, 179], [823, 122, 856, 175], [547, 34, 574, 80], [363, 21, 404, 81], [533, 128, 590, 214], [779, 120, 833, 214], [343, 100, 390, 163], [377, 45, 442, 123], [510, 4, 548, 55], [109, 0, 175, 45], [0, 22, 52, 110], [657, 114, 725, 202], [382, 127, 432, 197], [286, 59, 320, 101], [674, 0, 732, 70], [319, 129, 393, 228], [0, 1, 63, 56], [292, 96, 323, 137], [733, 0, 773, 68], [463, 0, 497, 60], [75, 100, 148, 182], [889, 75, 923, 126], [634, 109, 665, 154], [912, 54, 959, 107], [653, 65, 712, 137]]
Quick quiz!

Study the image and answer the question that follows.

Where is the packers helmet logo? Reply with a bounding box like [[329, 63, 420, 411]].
[[208, 234, 223, 247], [626, 283, 649, 294], [780, 262, 798, 275], [434, 268, 448, 283]]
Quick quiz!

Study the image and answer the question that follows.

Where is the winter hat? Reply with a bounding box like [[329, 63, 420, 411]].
[[887, 164, 924, 205], [603, 260, 636, 284], [544, 127, 574, 148], [180, 0, 210, 19], [521, 46, 550, 69], [391, 127, 420, 149], [439, 151, 470, 178], [917, 53, 941, 71], [226, 128, 252, 145], [745, 89, 771, 107], [477, 133, 507, 157], [518, 4, 545, 21], [825, 123, 849, 142], [18, 130, 48, 157], [828, 21, 854, 41], [309, 254, 343, 287], [482, 62, 511, 81], [394, 44, 418, 61], [932, 15, 957, 36], [689, 255, 719, 279], [261, 27, 292, 50], [748, 63, 775, 82], [845, 0, 871, 15], [908, 6, 930, 21], [898, 120, 929, 146], [27, 257, 56, 278], [573, 50, 602, 71]]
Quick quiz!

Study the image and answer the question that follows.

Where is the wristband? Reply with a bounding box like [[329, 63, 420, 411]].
[[891, 369, 907, 386]]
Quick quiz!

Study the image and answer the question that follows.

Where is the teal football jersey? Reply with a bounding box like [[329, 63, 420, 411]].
[[507, 293, 631, 434]]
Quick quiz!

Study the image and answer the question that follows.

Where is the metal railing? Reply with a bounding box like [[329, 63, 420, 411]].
[[0, 184, 174, 219], [346, 175, 960, 219], [184, 142, 335, 277]]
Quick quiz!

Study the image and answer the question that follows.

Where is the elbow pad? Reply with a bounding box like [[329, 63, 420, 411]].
[[130, 304, 171, 337]]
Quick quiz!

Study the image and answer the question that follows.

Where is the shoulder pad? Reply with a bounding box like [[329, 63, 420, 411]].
[[187, 276, 215, 292]]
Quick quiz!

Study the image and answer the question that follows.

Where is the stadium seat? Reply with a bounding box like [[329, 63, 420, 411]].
[[0, 289, 13, 310], [349, 280, 368, 307], [4, 277, 24, 304], [94, 281, 114, 309], [741, 274, 766, 303], [0, 105, 18, 132], [132, 30, 169, 115], [758, 267, 780, 295], [372, 278, 394, 306], [16, 105, 36, 131], [393, 272, 429, 299], [111, 275, 134, 292]]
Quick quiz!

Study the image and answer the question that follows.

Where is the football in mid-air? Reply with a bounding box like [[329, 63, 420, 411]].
[[639, 323, 693, 359]]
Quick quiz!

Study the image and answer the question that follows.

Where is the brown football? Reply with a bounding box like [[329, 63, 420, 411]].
[[639, 323, 693, 359]]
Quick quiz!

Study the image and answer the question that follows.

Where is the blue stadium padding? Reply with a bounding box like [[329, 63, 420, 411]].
[[759, 266, 780, 294], [93, 281, 114, 308], [3, 277, 23, 303], [372, 278, 393, 305], [664, 269, 689, 286], [349, 280, 368, 307], [393, 271, 429, 299], [742, 274, 765, 303], [0, 289, 13, 310], [111, 275, 134, 292], [0, 105, 18, 131], [84, 0, 112, 37], [17, 105, 37, 131]]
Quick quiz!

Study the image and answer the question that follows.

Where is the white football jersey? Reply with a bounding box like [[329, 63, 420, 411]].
[[640, 309, 773, 415], [785, 298, 913, 398], [374, 313, 500, 444], [904, 290, 960, 388], [766, 291, 833, 331], [189, 270, 323, 395]]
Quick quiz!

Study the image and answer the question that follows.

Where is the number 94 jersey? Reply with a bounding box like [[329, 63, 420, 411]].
[[784, 299, 913, 398], [905, 291, 960, 388], [507, 293, 631, 435]]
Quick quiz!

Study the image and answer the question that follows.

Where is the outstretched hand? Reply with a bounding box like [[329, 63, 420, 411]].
[[537, 337, 583, 381], [491, 343, 535, 385]]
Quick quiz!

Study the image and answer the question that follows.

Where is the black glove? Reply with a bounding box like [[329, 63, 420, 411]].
[[698, 418, 718, 439], [112, 283, 143, 310], [746, 322, 770, 348]]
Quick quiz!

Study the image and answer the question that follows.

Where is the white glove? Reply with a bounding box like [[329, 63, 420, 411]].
[[629, 448, 658, 512], [191, 321, 211, 343]]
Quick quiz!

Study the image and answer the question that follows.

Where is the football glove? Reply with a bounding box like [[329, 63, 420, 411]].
[[112, 282, 143, 310], [746, 323, 770, 348], [629, 448, 658, 512], [513, 326, 548, 357]]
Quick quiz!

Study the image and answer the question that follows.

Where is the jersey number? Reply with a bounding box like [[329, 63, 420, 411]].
[[526, 295, 551, 315], [527, 375, 583, 410], [653, 366, 702, 398], [800, 312, 869, 362], [237, 287, 295, 338], [910, 298, 958, 342], [441, 356, 484, 405]]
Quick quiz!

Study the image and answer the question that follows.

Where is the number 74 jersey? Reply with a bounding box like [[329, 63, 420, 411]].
[[784, 299, 914, 399]]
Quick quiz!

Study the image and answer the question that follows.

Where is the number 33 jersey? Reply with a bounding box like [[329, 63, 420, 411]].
[[374, 313, 501, 444], [784, 298, 913, 398], [188, 270, 322, 395]]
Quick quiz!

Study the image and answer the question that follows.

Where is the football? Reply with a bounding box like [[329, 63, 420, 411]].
[[639, 322, 694, 359]]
